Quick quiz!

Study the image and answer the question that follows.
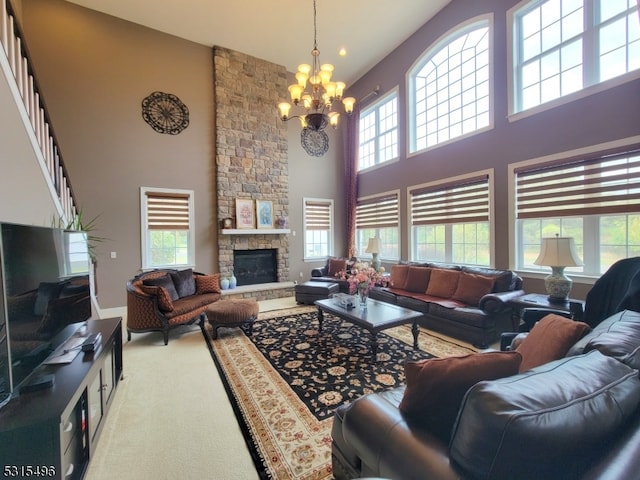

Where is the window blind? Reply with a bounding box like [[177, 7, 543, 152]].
[[145, 191, 191, 230], [356, 193, 399, 229], [515, 149, 640, 219], [410, 175, 490, 225], [305, 200, 332, 231]]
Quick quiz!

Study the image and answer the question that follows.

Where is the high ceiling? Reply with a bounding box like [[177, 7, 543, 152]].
[[64, 0, 452, 85]]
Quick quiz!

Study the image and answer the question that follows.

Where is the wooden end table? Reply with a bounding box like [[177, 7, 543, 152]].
[[508, 293, 585, 331]]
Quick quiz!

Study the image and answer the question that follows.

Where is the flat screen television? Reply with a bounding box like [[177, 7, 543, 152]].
[[0, 222, 93, 408]]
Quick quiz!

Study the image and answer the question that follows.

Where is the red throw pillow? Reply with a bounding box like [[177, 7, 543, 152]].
[[139, 285, 175, 312], [390, 264, 410, 289], [327, 258, 347, 277], [404, 266, 432, 293], [195, 274, 221, 294], [451, 272, 496, 306], [516, 314, 591, 372], [400, 351, 522, 442], [425, 268, 460, 298]]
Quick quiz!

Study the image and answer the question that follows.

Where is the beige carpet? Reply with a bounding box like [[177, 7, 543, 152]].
[[83, 299, 299, 480]]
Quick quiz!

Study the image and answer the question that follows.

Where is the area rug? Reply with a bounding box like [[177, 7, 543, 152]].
[[202, 305, 476, 480]]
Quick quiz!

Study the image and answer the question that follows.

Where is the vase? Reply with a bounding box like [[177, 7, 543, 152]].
[[357, 285, 368, 307], [220, 277, 229, 290], [228, 273, 237, 289]]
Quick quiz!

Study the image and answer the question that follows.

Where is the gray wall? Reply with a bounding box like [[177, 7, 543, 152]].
[[347, 0, 640, 298]]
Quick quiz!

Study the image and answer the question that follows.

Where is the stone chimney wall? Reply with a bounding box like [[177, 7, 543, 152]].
[[213, 46, 291, 293]]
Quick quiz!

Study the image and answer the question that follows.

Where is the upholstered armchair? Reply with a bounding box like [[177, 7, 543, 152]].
[[126, 269, 221, 344]]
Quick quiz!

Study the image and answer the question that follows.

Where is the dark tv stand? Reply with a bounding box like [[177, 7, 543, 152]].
[[0, 318, 123, 480]]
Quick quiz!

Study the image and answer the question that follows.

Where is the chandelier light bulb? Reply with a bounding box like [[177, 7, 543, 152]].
[[335, 82, 346, 99], [328, 111, 340, 128], [297, 64, 311, 75], [278, 102, 292, 120], [302, 94, 313, 109], [295, 71, 309, 87], [288, 84, 304, 104], [342, 97, 356, 114]]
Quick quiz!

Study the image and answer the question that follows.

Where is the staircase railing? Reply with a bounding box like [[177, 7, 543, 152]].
[[1, 0, 78, 224]]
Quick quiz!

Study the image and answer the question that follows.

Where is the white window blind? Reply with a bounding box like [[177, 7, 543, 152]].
[[356, 193, 399, 229], [516, 149, 640, 219], [304, 199, 332, 231], [145, 191, 191, 230], [410, 175, 490, 225]]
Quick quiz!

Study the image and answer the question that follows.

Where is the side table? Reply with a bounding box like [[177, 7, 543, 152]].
[[508, 293, 585, 331]]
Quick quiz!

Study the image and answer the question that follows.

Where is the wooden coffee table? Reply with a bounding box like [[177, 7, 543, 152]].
[[315, 298, 423, 357]]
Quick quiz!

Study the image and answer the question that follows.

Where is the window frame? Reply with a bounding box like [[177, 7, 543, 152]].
[[303, 197, 334, 261], [140, 187, 195, 270], [508, 135, 640, 278], [355, 190, 401, 262], [408, 170, 495, 266], [508, 0, 640, 121], [407, 14, 494, 155], [357, 89, 400, 172]]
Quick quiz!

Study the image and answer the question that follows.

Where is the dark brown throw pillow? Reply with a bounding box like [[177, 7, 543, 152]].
[[139, 285, 175, 312], [328, 258, 347, 277], [425, 268, 460, 298], [399, 351, 522, 442], [452, 272, 496, 306], [404, 266, 432, 293], [195, 274, 221, 294], [143, 275, 179, 301], [170, 268, 196, 298], [390, 264, 410, 289], [516, 314, 591, 372]]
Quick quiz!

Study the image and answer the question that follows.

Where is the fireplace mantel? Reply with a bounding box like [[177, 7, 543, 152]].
[[221, 229, 291, 235]]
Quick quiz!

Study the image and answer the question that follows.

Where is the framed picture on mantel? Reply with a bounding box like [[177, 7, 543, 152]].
[[256, 200, 273, 229], [235, 199, 255, 229]]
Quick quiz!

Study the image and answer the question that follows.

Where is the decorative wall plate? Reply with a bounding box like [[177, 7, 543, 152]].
[[301, 128, 329, 157], [141, 91, 189, 135]]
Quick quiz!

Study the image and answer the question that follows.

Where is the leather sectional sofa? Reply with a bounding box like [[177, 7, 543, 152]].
[[369, 262, 524, 348], [331, 309, 640, 480]]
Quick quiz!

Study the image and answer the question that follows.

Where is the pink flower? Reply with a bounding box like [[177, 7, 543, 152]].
[[336, 262, 388, 294]]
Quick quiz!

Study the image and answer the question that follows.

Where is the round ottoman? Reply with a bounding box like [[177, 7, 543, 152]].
[[206, 299, 259, 339]]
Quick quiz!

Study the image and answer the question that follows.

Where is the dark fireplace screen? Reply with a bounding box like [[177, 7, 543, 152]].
[[233, 249, 278, 286]]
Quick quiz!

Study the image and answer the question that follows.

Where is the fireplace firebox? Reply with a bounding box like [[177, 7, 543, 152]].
[[233, 249, 278, 286]]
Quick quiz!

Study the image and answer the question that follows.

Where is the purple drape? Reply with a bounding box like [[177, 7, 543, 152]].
[[344, 106, 359, 258]]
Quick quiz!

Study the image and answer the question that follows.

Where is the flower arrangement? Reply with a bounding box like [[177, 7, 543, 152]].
[[336, 262, 388, 296]]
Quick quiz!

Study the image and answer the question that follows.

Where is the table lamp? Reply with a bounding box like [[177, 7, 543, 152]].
[[365, 237, 381, 271], [534, 234, 583, 303]]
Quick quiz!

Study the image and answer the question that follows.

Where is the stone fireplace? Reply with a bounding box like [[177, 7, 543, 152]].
[[213, 46, 292, 300]]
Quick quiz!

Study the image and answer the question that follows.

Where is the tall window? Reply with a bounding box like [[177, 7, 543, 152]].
[[514, 147, 640, 275], [304, 198, 333, 260], [409, 18, 491, 152], [410, 173, 492, 266], [355, 192, 400, 261], [141, 187, 194, 269], [358, 91, 398, 171], [512, 0, 640, 113]]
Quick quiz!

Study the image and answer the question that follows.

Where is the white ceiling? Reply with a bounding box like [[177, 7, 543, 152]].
[[64, 0, 452, 85]]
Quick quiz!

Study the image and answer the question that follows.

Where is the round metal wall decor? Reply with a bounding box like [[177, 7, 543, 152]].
[[141, 91, 189, 135], [301, 128, 329, 157]]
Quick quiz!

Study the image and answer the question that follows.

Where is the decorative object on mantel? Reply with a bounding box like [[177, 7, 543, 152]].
[[141, 91, 189, 135], [256, 200, 274, 229], [275, 216, 288, 229], [534, 233, 583, 303], [222, 217, 233, 229], [228, 269, 237, 289], [235, 199, 255, 229], [276, 0, 356, 157], [220, 276, 230, 290]]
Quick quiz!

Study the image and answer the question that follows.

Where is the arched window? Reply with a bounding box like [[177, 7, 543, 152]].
[[409, 18, 492, 153]]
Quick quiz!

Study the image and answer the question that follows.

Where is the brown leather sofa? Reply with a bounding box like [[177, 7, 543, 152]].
[[331, 309, 640, 480], [310, 256, 353, 293], [126, 269, 221, 344], [369, 262, 524, 348]]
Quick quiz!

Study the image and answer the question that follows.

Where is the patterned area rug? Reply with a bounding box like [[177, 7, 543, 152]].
[[202, 305, 476, 480]]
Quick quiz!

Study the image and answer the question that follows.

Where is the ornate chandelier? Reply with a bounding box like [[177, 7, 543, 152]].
[[277, 0, 355, 157]]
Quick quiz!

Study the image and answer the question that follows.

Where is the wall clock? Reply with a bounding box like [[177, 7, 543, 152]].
[[301, 128, 329, 157], [141, 91, 189, 135]]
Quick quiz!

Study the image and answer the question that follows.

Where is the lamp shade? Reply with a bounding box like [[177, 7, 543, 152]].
[[365, 237, 381, 254], [534, 235, 583, 267]]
